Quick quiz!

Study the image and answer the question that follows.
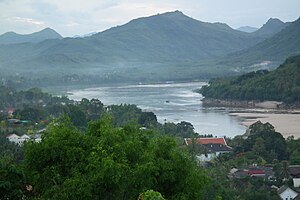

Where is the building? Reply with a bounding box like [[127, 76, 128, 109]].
[[278, 185, 299, 200], [6, 134, 33, 145], [185, 137, 233, 162], [6, 134, 21, 144], [289, 165, 300, 188], [248, 169, 265, 177]]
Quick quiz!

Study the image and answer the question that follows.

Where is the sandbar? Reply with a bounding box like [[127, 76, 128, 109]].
[[230, 112, 300, 138]]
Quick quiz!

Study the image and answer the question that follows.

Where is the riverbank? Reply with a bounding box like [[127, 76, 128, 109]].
[[202, 98, 300, 109], [230, 111, 300, 139]]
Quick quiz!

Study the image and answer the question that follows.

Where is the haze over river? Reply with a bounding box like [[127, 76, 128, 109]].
[[69, 82, 246, 138]]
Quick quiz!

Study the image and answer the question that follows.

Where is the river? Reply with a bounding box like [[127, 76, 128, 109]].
[[68, 82, 246, 138]]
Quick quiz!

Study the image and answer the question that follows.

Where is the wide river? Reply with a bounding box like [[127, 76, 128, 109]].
[[68, 82, 246, 138]]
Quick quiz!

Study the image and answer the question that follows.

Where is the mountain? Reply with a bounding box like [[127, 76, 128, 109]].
[[84, 11, 262, 61], [0, 11, 262, 68], [201, 54, 300, 104], [219, 17, 300, 71], [0, 28, 62, 44], [0, 11, 291, 86], [251, 18, 290, 38], [237, 26, 258, 33]]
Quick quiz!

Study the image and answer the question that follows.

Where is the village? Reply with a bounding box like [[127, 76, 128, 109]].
[[3, 110, 300, 200]]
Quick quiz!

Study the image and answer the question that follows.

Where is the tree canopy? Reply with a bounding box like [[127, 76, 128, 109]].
[[200, 54, 300, 104], [23, 116, 209, 199]]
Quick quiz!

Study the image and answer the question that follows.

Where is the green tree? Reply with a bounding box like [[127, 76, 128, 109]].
[[23, 117, 209, 199], [0, 156, 26, 200], [138, 190, 165, 200]]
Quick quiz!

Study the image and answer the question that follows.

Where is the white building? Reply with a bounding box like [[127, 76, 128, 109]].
[[289, 165, 300, 188], [278, 185, 299, 200], [6, 134, 20, 144], [6, 134, 31, 145]]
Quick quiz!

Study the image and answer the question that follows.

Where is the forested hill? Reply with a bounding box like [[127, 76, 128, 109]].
[[200, 55, 300, 104], [0, 11, 262, 82], [219, 17, 300, 69]]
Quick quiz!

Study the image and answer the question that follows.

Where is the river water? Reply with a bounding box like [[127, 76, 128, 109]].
[[68, 82, 246, 138]]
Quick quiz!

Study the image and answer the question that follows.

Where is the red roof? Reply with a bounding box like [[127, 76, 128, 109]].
[[185, 137, 227, 145]]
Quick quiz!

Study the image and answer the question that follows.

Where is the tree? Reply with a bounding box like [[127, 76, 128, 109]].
[[23, 117, 209, 199], [138, 190, 165, 200], [252, 137, 267, 157], [66, 104, 87, 128], [0, 156, 26, 200], [240, 121, 287, 162]]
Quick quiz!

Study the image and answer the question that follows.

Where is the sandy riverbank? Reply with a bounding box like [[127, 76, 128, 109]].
[[230, 112, 300, 138]]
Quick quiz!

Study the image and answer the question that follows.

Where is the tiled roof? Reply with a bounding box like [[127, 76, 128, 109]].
[[6, 133, 20, 138], [185, 137, 227, 145]]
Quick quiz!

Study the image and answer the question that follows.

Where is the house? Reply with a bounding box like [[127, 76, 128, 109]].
[[185, 137, 227, 146], [248, 169, 265, 177], [229, 168, 248, 179], [19, 134, 31, 143], [278, 185, 299, 200], [289, 165, 300, 188], [7, 108, 14, 117], [6, 133, 20, 144], [185, 137, 233, 162], [8, 119, 21, 124], [6, 134, 31, 145]]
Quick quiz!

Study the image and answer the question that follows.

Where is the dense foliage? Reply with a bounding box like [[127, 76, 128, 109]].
[[17, 116, 208, 199], [201, 54, 300, 104], [232, 121, 287, 162]]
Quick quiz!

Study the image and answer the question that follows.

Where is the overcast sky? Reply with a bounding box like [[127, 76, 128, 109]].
[[0, 0, 299, 37]]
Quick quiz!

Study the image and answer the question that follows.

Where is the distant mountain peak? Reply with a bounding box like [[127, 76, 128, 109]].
[[265, 18, 284, 26], [251, 17, 288, 38], [36, 28, 62, 38], [40, 27, 56, 32], [158, 10, 187, 19], [0, 27, 62, 45]]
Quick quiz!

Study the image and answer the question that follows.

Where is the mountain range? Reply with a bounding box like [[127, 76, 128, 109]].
[[220, 17, 300, 71], [0, 28, 62, 45], [0, 11, 299, 86]]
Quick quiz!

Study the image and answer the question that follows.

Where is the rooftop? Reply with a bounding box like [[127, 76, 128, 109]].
[[185, 137, 227, 146]]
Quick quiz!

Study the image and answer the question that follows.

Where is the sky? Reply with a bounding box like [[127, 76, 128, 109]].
[[0, 0, 299, 37]]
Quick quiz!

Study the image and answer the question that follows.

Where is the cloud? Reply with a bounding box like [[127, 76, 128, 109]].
[[65, 22, 79, 27], [14, 16, 45, 26]]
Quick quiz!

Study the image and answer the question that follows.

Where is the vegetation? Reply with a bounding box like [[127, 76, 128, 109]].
[[201, 54, 300, 104], [1, 116, 209, 199], [2, 84, 300, 199], [230, 121, 287, 162], [198, 121, 300, 200]]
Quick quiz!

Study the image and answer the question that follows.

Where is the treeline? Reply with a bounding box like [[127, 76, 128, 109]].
[[0, 86, 72, 111], [200, 54, 300, 104], [0, 84, 199, 139]]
